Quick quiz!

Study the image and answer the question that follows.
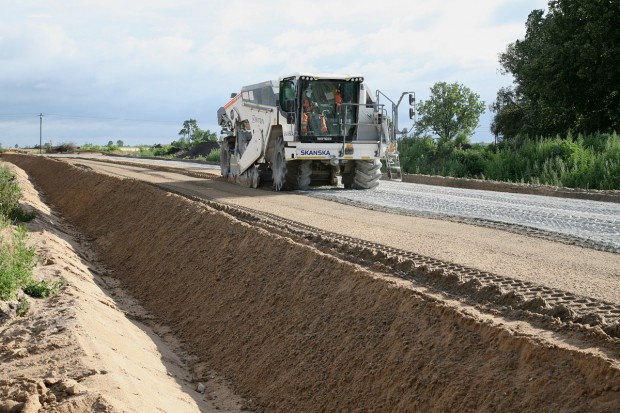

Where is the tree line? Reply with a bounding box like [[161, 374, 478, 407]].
[[401, 0, 619, 189]]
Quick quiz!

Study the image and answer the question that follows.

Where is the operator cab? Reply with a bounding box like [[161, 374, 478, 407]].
[[279, 75, 362, 143]]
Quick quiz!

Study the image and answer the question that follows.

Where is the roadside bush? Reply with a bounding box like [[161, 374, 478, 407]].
[[23, 278, 65, 298], [205, 148, 220, 162], [0, 220, 36, 301], [0, 166, 20, 217], [16, 296, 29, 316], [0, 165, 51, 303], [399, 133, 620, 189], [454, 149, 485, 177], [0, 165, 35, 222]]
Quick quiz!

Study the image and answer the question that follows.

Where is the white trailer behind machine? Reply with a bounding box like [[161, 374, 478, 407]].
[[217, 73, 414, 190]]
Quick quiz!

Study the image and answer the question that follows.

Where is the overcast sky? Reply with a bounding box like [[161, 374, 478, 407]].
[[0, 0, 549, 148]]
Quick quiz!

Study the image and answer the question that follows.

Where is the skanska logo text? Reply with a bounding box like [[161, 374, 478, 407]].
[[300, 149, 331, 156]]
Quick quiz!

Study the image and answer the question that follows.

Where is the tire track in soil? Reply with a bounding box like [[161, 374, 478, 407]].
[[61, 156, 620, 339], [185, 199, 620, 340]]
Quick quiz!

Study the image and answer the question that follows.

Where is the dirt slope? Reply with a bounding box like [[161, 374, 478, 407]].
[[0, 161, 246, 412], [4, 155, 620, 412]]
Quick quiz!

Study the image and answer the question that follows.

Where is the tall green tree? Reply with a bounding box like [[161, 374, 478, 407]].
[[191, 129, 217, 143], [179, 119, 198, 141], [489, 87, 524, 143], [496, 0, 620, 138], [415, 81, 485, 142]]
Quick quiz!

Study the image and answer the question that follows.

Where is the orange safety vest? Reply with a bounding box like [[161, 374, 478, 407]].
[[302, 97, 328, 134], [319, 115, 328, 133]]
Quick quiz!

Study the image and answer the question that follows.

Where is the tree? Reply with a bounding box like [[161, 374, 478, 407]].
[[496, 0, 620, 136], [116, 140, 124, 147], [179, 119, 198, 141], [107, 140, 114, 147], [414, 82, 485, 142], [191, 129, 217, 142], [489, 87, 524, 143]]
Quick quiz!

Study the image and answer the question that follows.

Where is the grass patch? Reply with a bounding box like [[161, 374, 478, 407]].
[[16, 296, 29, 317], [0, 166, 20, 217], [9, 207, 36, 222], [23, 278, 65, 298], [205, 148, 221, 162], [0, 220, 36, 301], [0, 164, 54, 304]]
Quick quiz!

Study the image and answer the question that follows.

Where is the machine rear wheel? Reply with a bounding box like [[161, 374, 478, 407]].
[[271, 136, 286, 191], [220, 142, 231, 178], [352, 159, 381, 189], [284, 160, 311, 190]]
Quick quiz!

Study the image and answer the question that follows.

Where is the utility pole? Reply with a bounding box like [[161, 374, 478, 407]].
[[39, 113, 43, 154]]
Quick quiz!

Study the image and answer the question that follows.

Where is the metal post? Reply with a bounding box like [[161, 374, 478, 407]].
[[39, 113, 43, 154]]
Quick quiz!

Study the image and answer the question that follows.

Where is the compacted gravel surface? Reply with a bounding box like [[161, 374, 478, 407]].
[[308, 181, 620, 252]]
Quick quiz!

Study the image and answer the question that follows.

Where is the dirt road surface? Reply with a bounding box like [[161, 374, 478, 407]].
[[2, 154, 619, 412], [61, 156, 620, 305]]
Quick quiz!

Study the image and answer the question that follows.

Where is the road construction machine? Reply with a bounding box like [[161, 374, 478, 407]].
[[217, 73, 414, 190]]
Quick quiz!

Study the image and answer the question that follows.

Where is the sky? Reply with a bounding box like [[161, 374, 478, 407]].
[[0, 0, 549, 148]]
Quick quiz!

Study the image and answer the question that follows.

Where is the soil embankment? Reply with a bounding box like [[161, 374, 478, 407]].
[[6, 155, 620, 412], [0, 161, 245, 412]]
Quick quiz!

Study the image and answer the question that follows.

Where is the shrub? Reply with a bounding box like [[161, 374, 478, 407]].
[[399, 133, 620, 189], [205, 148, 221, 162], [23, 278, 65, 298], [0, 166, 20, 218], [9, 207, 35, 222], [0, 221, 36, 301], [16, 296, 29, 316]]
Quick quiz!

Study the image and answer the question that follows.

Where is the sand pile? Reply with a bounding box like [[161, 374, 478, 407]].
[[5, 154, 620, 412]]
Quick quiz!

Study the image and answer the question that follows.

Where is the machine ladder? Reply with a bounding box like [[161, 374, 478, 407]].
[[384, 143, 402, 181]]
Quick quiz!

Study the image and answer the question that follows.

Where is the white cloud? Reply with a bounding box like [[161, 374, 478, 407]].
[[0, 0, 549, 146]]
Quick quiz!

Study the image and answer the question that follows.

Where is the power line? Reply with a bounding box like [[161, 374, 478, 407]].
[[0, 113, 41, 118], [44, 113, 181, 125], [0, 112, 182, 125]]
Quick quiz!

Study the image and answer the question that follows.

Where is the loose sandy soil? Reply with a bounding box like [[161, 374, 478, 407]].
[[2, 155, 620, 412], [0, 161, 247, 412]]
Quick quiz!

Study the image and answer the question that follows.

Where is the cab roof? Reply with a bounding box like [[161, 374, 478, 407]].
[[279, 72, 364, 82]]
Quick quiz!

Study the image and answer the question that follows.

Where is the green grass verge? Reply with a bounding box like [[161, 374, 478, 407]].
[[0, 219, 36, 301], [0, 164, 60, 311]]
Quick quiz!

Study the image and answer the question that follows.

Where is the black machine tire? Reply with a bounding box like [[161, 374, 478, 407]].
[[220, 141, 231, 178], [235, 165, 260, 188], [284, 160, 311, 190], [298, 161, 312, 189], [271, 136, 287, 191], [342, 173, 353, 189], [352, 159, 381, 189]]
